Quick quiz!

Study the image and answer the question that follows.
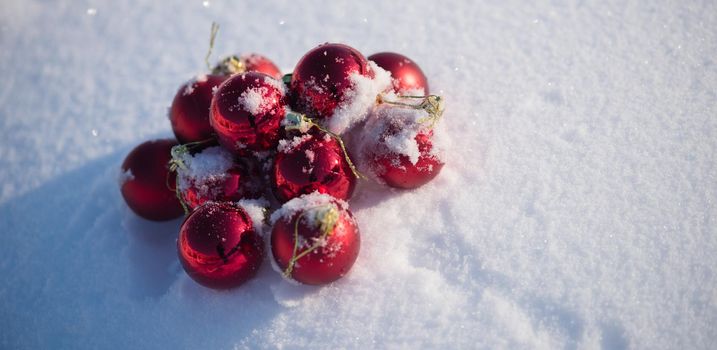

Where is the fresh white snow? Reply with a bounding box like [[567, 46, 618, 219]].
[[0, 1, 716, 349], [237, 198, 270, 237], [326, 61, 393, 134], [175, 146, 234, 195]]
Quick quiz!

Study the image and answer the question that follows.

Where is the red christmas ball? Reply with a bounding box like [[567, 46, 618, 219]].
[[178, 201, 264, 289], [358, 104, 444, 189], [120, 139, 184, 221], [290, 43, 373, 120], [175, 146, 264, 210], [210, 72, 286, 155], [373, 130, 444, 189], [270, 193, 360, 285], [272, 130, 357, 203], [169, 75, 227, 144], [368, 52, 429, 94], [213, 53, 282, 79]]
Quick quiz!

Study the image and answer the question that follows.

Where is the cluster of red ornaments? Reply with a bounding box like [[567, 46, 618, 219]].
[[119, 42, 445, 289]]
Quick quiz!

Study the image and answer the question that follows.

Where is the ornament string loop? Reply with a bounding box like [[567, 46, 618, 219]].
[[204, 22, 219, 71], [376, 94, 445, 128], [283, 204, 339, 278], [284, 112, 366, 180]]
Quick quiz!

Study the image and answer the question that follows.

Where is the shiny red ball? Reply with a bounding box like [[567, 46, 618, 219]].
[[210, 72, 286, 155], [169, 75, 227, 144], [271, 195, 360, 285], [120, 139, 184, 221], [178, 201, 264, 289], [213, 53, 282, 79], [272, 131, 357, 203], [372, 129, 444, 189], [368, 52, 429, 94], [290, 43, 372, 120]]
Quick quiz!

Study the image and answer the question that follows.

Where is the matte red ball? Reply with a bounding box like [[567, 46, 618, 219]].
[[210, 72, 286, 155], [213, 53, 282, 79], [271, 195, 360, 285], [272, 131, 357, 203], [368, 52, 429, 94], [372, 130, 444, 189], [290, 43, 373, 120], [169, 75, 227, 144], [178, 150, 264, 210], [120, 139, 184, 221], [178, 202, 264, 289]]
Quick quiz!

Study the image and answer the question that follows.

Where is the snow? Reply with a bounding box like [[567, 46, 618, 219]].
[[175, 146, 233, 196], [326, 61, 393, 134], [270, 191, 347, 226], [1, 1, 716, 349], [183, 74, 209, 96], [262, 75, 286, 94], [238, 87, 269, 115], [117, 168, 135, 186], [276, 134, 312, 153], [357, 99, 433, 165], [237, 198, 270, 237]]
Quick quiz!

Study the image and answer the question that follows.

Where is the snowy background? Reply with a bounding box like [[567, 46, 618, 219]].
[[1, 0, 715, 348]]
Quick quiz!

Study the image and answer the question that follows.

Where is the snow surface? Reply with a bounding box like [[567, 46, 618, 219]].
[[1, 0, 716, 349]]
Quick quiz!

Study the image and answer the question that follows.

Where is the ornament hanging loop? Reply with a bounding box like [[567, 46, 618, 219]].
[[283, 204, 339, 278], [205, 22, 220, 71], [377, 94, 445, 128]]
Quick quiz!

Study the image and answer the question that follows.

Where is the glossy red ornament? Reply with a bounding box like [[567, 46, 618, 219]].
[[359, 103, 444, 189], [290, 43, 373, 120], [212, 53, 282, 79], [210, 72, 286, 155], [368, 52, 429, 94], [178, 201, 264, 289], [169, 75, 227, 144], [271, 193, 360, 285], [120, 139, 184, 221], [372, 129, 444, 189], [176, 146, 264, 210], [272, 130, 357, 203]]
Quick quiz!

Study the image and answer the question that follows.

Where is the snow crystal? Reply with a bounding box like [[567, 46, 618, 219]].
[[117, 168, 134, 185], [262, 75, 286, 94], [304, 149, 315, 163], [183, 82, 195, 96], [238, 87, 269, 115], [195, 74, 208, 83], [276, 134, 312, 153], [182, 75, 209, 96], [325, 61, 393, 134]]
